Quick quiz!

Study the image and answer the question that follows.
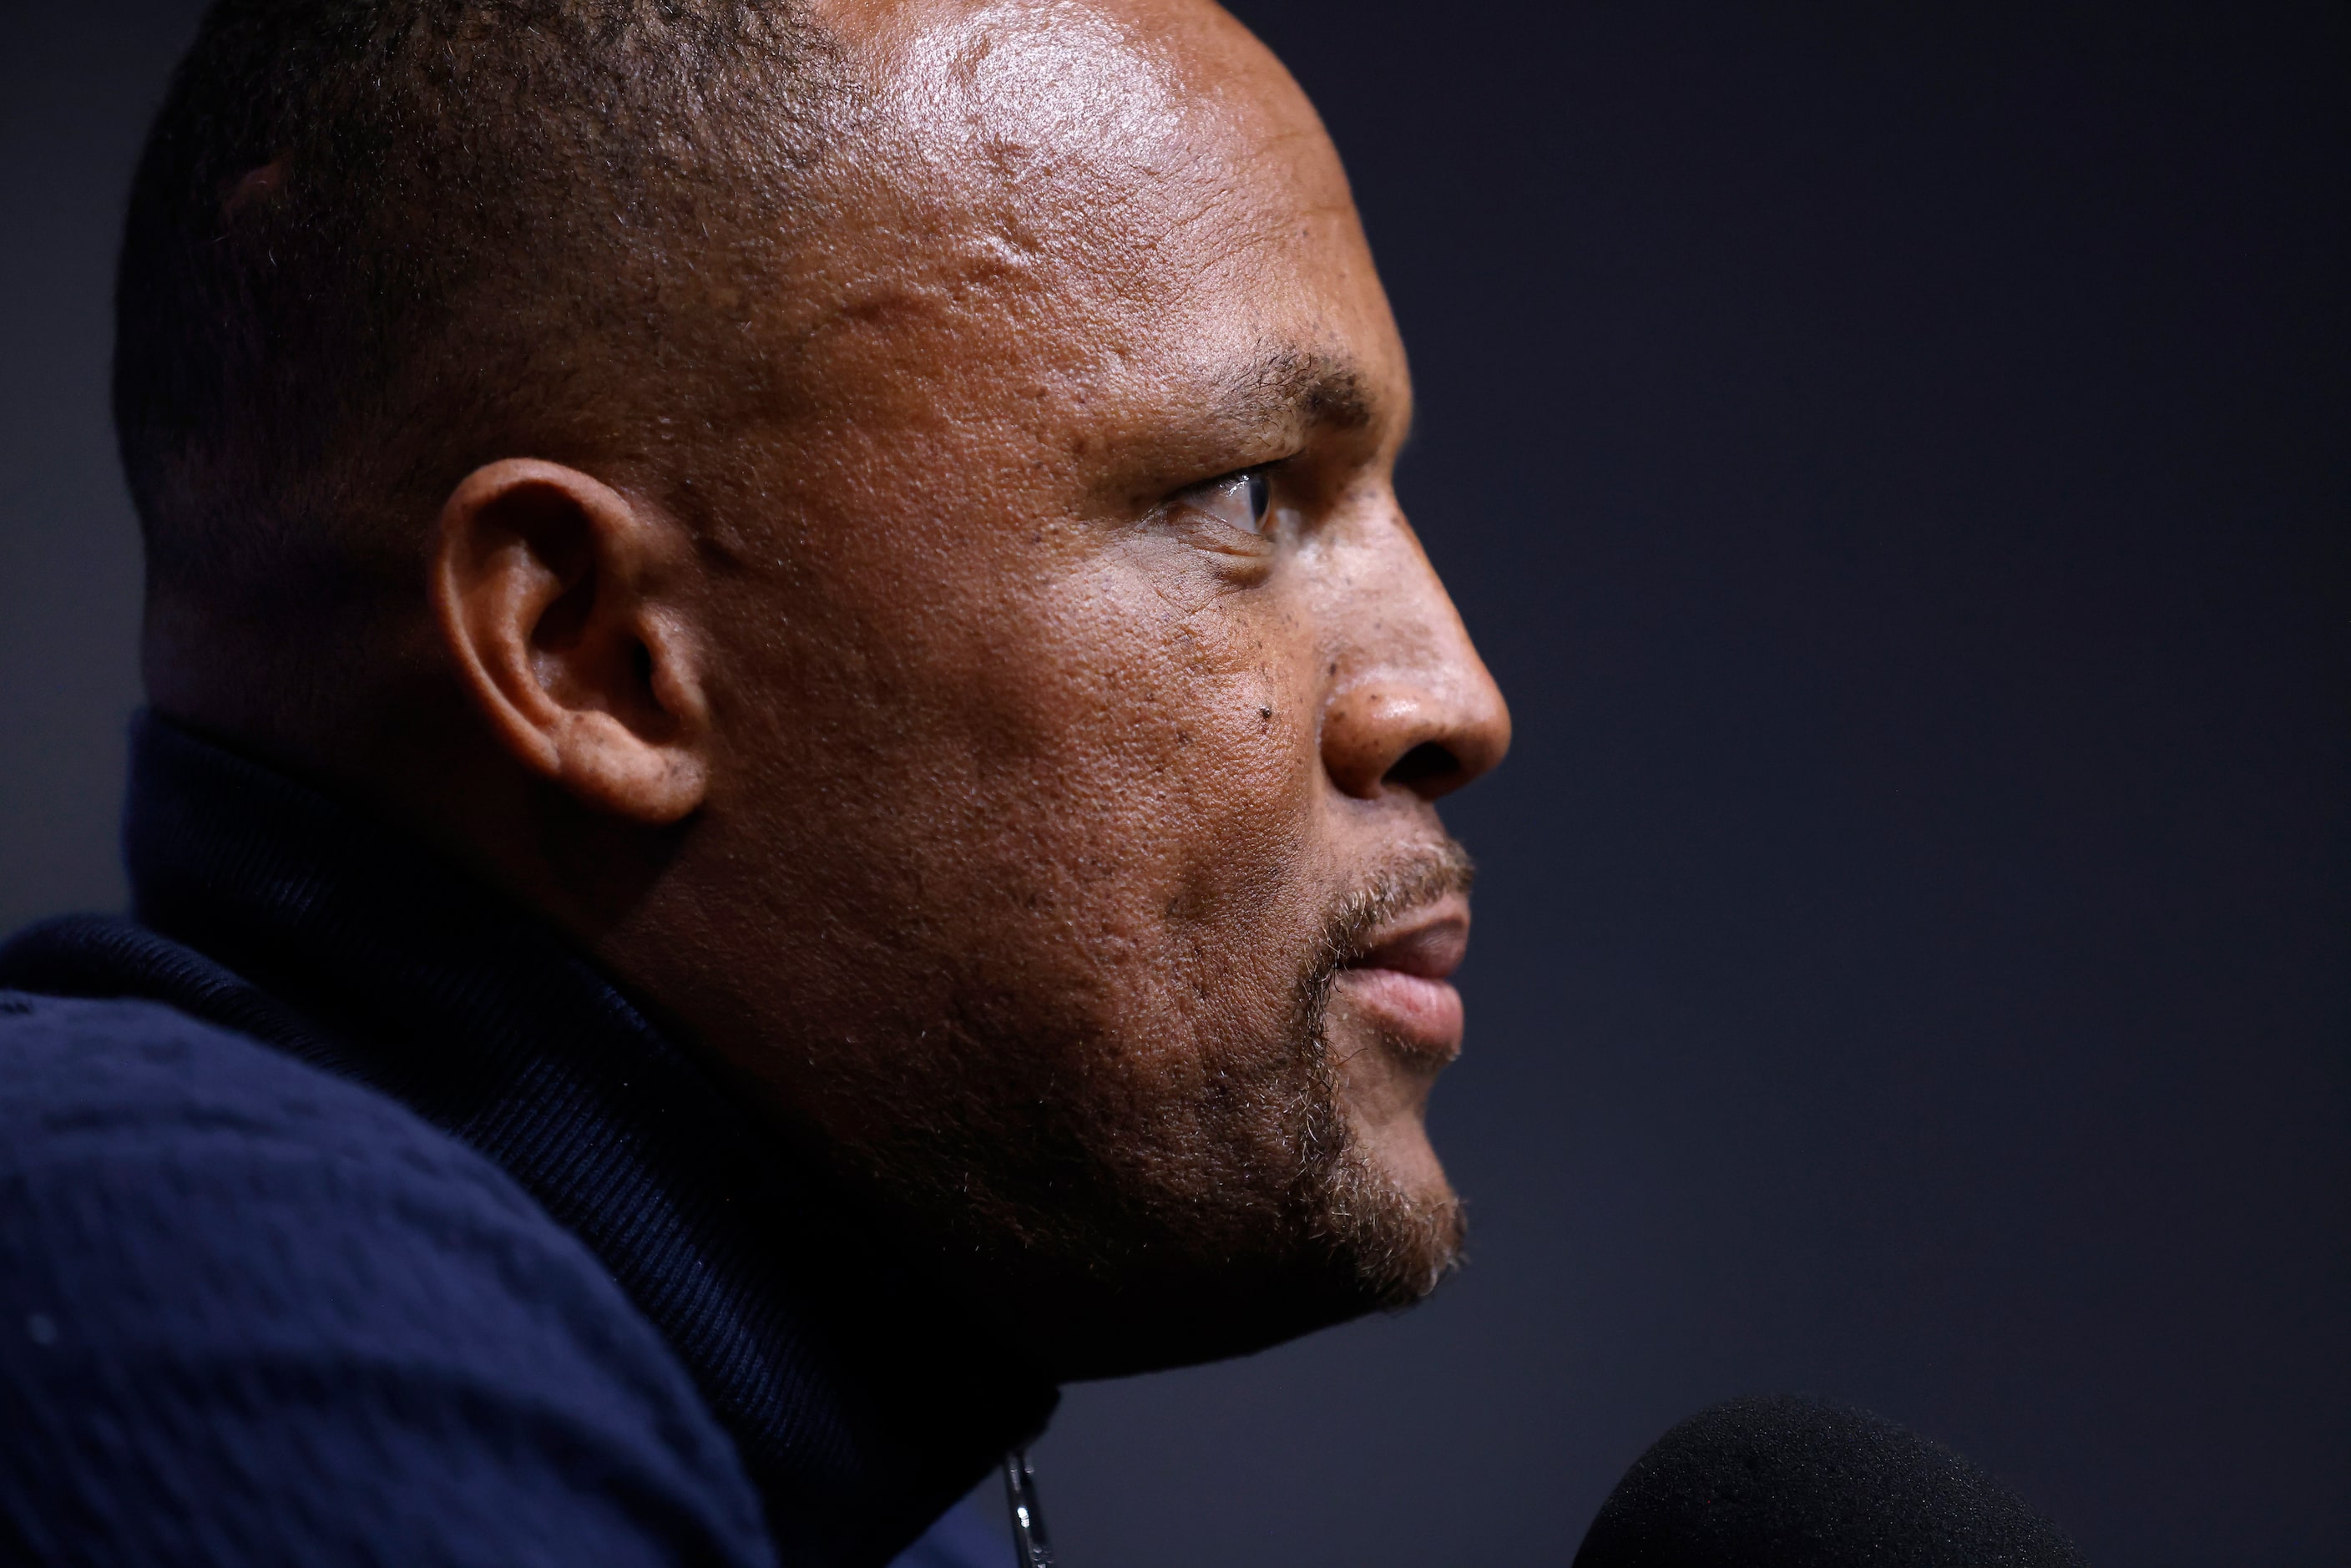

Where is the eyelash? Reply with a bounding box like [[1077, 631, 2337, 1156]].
[[1177, 466, 1275, 537]]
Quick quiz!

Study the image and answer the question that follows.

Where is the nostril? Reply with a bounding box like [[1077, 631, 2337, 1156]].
[[1383, 741, 1459, 789]]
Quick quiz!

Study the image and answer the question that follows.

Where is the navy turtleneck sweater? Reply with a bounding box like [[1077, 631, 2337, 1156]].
[[0, 716, 1056, 1566]]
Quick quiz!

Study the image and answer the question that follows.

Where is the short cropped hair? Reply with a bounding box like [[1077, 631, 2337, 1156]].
[[115, 0, 845, 609]]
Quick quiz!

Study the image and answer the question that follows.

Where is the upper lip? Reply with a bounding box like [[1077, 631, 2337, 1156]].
[[1343, 894, 1471, 981]]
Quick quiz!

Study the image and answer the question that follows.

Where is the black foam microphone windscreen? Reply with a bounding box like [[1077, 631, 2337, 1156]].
[[1570, 1394, 2086, 1567]]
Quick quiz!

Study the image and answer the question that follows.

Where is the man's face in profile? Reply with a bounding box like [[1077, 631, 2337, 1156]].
[[606, 0, 1507, 1375]]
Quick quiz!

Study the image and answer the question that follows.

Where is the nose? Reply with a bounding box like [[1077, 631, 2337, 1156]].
[[1319, 517, 1512, 802]]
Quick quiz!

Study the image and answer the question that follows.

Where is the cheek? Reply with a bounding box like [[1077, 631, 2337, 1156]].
[[940, 547, 1331, 1050], [703, 445, 1332, 1101]]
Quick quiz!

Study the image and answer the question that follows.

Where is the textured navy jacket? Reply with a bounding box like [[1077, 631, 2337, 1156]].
[[0, 716, 1055, 1565]]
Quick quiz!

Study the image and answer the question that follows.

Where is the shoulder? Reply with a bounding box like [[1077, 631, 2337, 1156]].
[[3, 986, 498, 1180], [0, 989, 561, 1295], [0, 990, 775, 1567]]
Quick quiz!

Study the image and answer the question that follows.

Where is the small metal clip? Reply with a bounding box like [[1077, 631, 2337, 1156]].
[[1003, 1446, 1056, 1567]]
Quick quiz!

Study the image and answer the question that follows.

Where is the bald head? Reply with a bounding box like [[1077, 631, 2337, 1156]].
[[776, 0, 1394, 454]]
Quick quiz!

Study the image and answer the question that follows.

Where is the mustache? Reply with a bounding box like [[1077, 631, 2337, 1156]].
[[1315, 837, 1478, 971]]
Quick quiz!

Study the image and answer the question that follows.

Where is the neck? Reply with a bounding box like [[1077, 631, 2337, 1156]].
[[114, 713, 1060, 1560]]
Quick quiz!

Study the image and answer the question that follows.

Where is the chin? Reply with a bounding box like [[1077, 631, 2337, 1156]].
[[1315, 1132, 1469, 1308], [1033, 1141, 1469, 1382], [813, 930, 1473, 1379], [1322, 1041, 1465, 1302], [886, 1122, 1466, 1383]]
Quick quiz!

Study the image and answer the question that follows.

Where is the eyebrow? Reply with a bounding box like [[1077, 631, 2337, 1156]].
[[1216, 346, 1387, 440]]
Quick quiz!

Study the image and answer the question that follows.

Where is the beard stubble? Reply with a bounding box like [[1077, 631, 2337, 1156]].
[[821, 838, 1478, 1373]]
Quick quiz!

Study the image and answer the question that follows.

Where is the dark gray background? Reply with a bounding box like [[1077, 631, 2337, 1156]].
[[3, 2, 2344, 1563]]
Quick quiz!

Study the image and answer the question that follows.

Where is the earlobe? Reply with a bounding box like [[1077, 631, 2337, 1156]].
[[432, 459, 711, 826]]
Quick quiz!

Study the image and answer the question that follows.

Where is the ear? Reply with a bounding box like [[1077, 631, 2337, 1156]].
[[431, 459, 710, 825]]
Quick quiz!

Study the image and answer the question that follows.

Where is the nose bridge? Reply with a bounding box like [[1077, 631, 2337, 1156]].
[[1317, 508, 1510, 802]]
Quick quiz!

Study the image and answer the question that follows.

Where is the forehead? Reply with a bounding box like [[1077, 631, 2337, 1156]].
[[787, 0, 1407, 433]]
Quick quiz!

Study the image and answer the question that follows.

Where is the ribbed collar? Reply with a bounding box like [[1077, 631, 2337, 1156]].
[[7, 714, 1055, 1566]]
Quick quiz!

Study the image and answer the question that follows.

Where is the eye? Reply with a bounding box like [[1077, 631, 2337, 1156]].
[[1175, 468, 1273, 536]]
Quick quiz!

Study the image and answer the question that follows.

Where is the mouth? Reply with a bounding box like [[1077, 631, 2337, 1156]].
[[1330, 893, 1470, 1063]]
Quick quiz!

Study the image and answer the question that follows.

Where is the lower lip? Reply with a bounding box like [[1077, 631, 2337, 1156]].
[[1332, 967, 1464, 1059]]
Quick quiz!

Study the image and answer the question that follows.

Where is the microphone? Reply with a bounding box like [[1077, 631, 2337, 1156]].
[[1571, 1394, 2087, 1566]]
